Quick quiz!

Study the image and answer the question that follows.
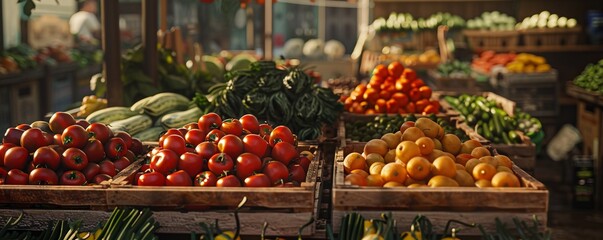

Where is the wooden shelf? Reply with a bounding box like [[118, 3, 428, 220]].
[[473, 45, 603, 53], [374, 0, 511, 2]]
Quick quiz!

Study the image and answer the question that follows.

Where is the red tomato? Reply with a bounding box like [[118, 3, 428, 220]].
[[166, 170, 192, 186], [0, 167, 6, 184], [137, 172, 165, 186], [387, 61, 404, 79], [29, 168, 59, 185], [162, 135, 187, 155], [183, 122, 199, 130], [205, 129, 226, 144], [129, 138, 144, 156], [195, 142, 218, 163], [92, 173, 112, 184], [60, 170, 86, 185], [220, 119, 243, 136], [194, 171, 218, 187], [124, 150, 136, 162], [242, 134, 269, 158], [244, 173, 271, 187], [86, 123, 114, 144], [83, 139, 105, 163], [6, 169, 28, 184], [295, 156, 311, 172], [263, 161, 289, 184], [269, 126, 295, 147], [208, 153, 234, 176], [98, 160, 117, 177], [48, 112, 76, 134], [164, 129, 184, 137], [411, 79, 425, 89], [179, 152, 203, 177], [4, 146, 29, 170], [114, 131, 133, 150], [288, 164, 306, 183], [75, 119, 90, 129], [177, 128, 189, 137], [43, 132, 54, 146], [21, 128, 49, 152], [32, 146, 61, 170], [113, 156, 131, 171], [61, 148, 89, 171], [271, 142, 298, 166], [3, 128, 24, 145], [198, 113, 222, 132], [402, 68, 417, 81], [140, 163, 151, 173], [15, 124, 31, 130], [53, 134, 62, 146], [258, 123, 273, 141], [239, 114, 260, 134], [235, 153, 262, 180], [82, 163, 100, 181], [105, 137, 128, 160], [150, 149, 179, 175], [61, 125, 89, 149], [0, 143, 17, 167], [185, 129, 207, 146], [217, 134, 244, 159], [216, 175, 241, 187]]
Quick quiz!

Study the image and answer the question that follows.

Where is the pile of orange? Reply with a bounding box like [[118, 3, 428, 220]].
[[343, 118, 521, 188], [341, 62, 440, 115]]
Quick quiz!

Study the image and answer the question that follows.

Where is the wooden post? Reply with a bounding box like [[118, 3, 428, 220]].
[[264, 0, 273, 60], [0, 2, 4, 52], [142, 0, 159, 86], [100, 1, 123, 106]]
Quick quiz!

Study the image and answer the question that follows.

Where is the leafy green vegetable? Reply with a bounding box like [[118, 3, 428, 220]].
[[573, 59, 603, 94]]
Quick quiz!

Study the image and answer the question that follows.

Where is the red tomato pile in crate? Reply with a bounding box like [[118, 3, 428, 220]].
[[137, 113, 315, 187], [0, 112, 145, 186], [341, 61, 440, 115]]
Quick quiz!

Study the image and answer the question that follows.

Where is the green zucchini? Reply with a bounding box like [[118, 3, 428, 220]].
[[109, 115, 153, 135], [132, 127, 166, 142], [86, 107, 138, 124], [143, 92, 191, 117], [160, 107, 203, 129]]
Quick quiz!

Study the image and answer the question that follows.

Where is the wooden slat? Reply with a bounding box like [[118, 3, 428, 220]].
[[0, 185, 108, 207], [566, 82, 603, 107], [331, 210, 547, 236], [0, 209, 315, 236], [100, 0, 122, 106]]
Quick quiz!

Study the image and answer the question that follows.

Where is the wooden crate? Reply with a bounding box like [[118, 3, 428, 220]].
[[438, 91, 537, 170], [493, 70, 559, 117], [566, 82, 603, 107], [576, 100, 603, 210], [428, 70, 477, 92], [521, 27, 581, 47], [332, 146, 549, 235], [463, 30, 519, 50], [103, 145, 324, 236]]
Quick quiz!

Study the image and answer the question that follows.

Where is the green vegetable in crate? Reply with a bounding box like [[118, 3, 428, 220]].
[[372, 12, 465, 33], [204, 60, 343, 141], [437, 60, 472, 78], [466, 11, 516, 31], [573, 59, 603, 94], [444, 94, 524, 144], [517, 11, 577, 30]]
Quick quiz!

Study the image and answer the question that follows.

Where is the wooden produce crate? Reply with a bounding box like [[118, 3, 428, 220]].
[[104, 145, 324, 237], [428, 70, 478, 92], [332, 144, 549, 235], [521, 27, 581, 47], [438, 92, 537, 171], [575, 100, 603, 210], [566, 81, 603, 107], [493, 70, 559, 117], [463, 30, 519, 51]]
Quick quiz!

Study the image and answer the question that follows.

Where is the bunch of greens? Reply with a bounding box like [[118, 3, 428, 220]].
[[574, 59, 603, 94]]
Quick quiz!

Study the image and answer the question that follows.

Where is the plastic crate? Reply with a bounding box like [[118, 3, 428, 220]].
[[493, 70, 559, 117]]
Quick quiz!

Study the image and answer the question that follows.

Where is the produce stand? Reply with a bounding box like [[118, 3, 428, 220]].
[[332, 143, 549, 235], [566, 82, 603, 210]]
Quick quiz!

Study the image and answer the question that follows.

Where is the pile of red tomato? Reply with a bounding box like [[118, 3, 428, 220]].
[[0, 112, 145, 185], [341, 61, 440, 115], [137, 113, 313, 187]]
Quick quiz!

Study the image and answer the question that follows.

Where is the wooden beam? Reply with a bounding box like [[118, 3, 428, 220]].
[[0, 2, 4, 51], [100, 0, 123, 106], [264, 0, 273, 60], [142, 0, 159, 86]]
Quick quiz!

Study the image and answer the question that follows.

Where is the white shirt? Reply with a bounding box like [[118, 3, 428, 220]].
[[69, 11, 100, 41]]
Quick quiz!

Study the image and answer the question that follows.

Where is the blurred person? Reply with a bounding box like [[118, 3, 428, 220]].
[[69, 0, 100, 46]]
